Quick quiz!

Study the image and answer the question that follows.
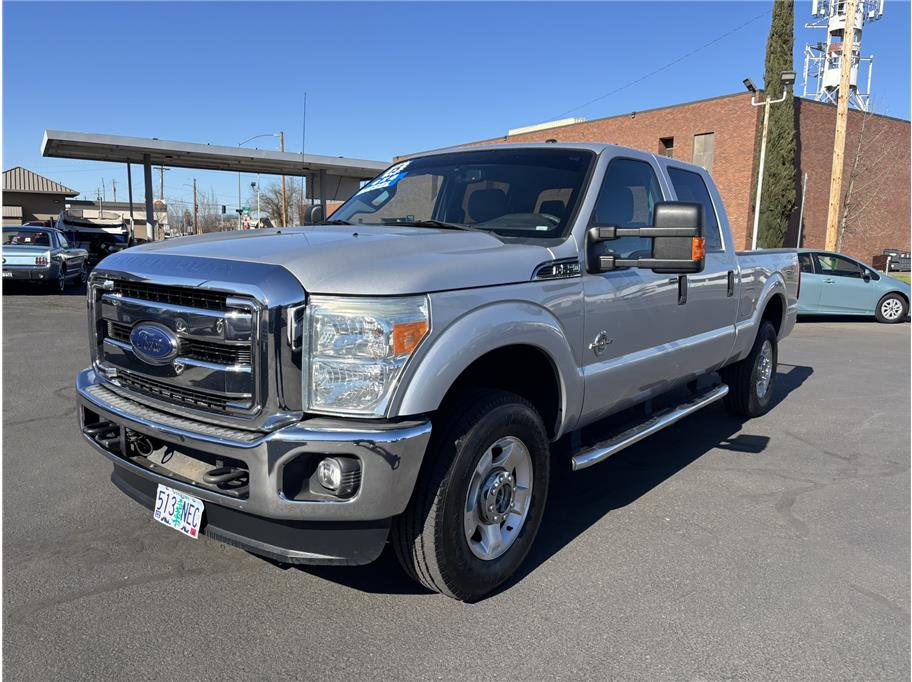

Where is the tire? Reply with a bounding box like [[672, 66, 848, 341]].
[[720, 320, 778, 418], [78, 264, 88, 285], [392, 389, 550, 601], [49, 268, 66, 293], [875, 293, 907, 324]]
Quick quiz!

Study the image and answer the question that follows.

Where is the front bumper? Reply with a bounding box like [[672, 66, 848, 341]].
[[76, 368, 432, 564]]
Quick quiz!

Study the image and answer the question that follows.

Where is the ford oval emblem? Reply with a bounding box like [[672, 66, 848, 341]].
[[129, 323, 179, 365]]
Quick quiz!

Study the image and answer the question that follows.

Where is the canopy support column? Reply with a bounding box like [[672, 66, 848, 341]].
[[143, 154, 155, 240]]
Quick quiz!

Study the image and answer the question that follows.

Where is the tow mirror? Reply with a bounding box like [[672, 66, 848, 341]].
[[587, 201, 705, 275]]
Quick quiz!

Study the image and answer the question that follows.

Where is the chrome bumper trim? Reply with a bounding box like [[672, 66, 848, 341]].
[[77, 368, 431, 521]]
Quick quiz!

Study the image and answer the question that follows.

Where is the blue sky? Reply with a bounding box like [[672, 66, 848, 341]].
[[4, 1, 910, 213]]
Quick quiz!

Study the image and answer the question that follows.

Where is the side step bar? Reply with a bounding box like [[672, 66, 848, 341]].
[[571, 384, 729, 471]]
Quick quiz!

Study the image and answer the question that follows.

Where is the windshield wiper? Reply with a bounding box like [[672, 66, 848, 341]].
[[390, 219, 475, 231], [320, 219, 353, 225]]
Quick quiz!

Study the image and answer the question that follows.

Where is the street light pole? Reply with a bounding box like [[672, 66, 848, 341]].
[[745, 71, 795, 250], [238, 133, 279, 230]]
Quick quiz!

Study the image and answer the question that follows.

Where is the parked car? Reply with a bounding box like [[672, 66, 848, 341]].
[[872, 249, 911, 273], [797, 249, 910, 323], [2, 226, 88, 292], [75, 143, 799, 600]]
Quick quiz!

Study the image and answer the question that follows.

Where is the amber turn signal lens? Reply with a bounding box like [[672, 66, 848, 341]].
[[691, 237, 706, 261], [392, 320, 429, 355]]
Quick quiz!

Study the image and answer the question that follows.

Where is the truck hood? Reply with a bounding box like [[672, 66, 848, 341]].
[[113, 226, 560, 295]]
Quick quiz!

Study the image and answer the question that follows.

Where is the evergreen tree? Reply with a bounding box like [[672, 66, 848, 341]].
[[756, 0, 797, 248]]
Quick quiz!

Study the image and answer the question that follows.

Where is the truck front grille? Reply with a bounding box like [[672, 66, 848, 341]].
[[107, 279, 229, 311], [116, 370, 235, 411], [93, 280, 260, 421], [107, 322, 253, 366]]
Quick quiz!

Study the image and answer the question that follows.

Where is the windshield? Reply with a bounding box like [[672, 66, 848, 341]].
[[330, 148, 594, 239], [3, 228, 51, 246]]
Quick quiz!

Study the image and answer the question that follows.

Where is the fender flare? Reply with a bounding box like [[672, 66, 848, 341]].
[[733, 273, 789, 362], [390, 301, 582, 438]]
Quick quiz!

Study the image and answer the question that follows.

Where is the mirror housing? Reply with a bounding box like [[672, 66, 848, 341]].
[[587, 201, 706, 275]]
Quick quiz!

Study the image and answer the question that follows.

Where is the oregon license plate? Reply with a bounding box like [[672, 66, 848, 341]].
[[153, 484, 204, 539]]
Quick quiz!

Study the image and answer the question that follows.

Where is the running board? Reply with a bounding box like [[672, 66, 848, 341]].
[[570, 384, 729, 471]]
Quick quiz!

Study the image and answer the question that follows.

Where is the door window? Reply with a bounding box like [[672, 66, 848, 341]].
[[798, 253, 815, 273], [814, 253, 864, 278], [590, 158, 664, 260], [667, 167, 722, 251]]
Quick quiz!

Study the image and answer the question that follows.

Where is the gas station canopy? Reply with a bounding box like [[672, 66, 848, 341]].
[[41, 130, 388, 179]]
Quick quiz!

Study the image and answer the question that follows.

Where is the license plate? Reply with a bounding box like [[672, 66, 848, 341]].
[[153, 484, 204, 539], [2, 271, 11, 278]]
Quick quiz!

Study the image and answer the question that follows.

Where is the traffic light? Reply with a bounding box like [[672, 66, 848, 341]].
[[221, 205, 226, 214]]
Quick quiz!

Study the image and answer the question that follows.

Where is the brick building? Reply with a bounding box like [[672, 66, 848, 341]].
[[448, 92, 909, 262]]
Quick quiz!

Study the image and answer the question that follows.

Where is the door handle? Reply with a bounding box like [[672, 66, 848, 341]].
[[823, 278, 836, 284], [727, 270, 735, 297], [677, 275, 687, 305]]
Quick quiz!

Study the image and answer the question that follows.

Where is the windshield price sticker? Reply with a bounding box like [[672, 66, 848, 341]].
[[153, 484, 204, 539], [356, 161, 410, 195]]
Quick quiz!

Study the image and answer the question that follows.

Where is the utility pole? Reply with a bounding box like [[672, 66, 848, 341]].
[[192, 178, 199, 235], [280, 131, 288, 227], [111, 178, 117, 203], [157, 166, 170, 201], [824, 0, 858, 252]]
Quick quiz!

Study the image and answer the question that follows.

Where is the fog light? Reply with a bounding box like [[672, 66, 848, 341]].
[[316, 457, 360, 497]]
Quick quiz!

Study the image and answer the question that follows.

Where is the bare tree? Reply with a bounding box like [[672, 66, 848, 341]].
[[249, 179, 309, 226], [837, 108, 899, 252]]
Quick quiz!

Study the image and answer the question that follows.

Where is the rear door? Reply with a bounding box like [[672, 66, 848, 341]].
[[796, 252, 822, 311], [813, 252, 879, 312], [664, 163, 739, 372]]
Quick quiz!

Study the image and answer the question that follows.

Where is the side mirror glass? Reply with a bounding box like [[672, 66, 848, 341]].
[[587, 201, 705, 275]]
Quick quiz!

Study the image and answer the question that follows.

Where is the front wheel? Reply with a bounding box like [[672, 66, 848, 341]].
[[392, 389, 550, 601], [720, 320, 778, 418], [875, 294, 907, 324]]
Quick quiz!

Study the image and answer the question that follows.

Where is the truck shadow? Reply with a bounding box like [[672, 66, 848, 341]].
[[293, 364, 813, 598]]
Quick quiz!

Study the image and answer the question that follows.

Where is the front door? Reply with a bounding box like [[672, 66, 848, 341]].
[[813, 252, 878, 313], [580, 154, 683, 425]]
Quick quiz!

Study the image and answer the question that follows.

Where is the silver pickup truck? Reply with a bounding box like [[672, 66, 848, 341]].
[[76, 143, 799, 601]]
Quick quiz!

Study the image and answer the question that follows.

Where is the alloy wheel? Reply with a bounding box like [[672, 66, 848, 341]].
[[463, 436, 533, 561]]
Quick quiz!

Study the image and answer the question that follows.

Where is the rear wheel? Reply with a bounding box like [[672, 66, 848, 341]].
[[720, 320, 778, 418], [392, 389, 550, 601], [875, 294, 907, 324], [50, 268, 66, 293]]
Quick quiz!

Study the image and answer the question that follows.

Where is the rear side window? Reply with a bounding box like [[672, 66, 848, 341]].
[[667, 167, 722, 251], [590, 158, 664, 260]]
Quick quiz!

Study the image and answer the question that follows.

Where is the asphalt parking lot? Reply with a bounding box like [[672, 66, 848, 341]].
[[3, 285, 909, 680]]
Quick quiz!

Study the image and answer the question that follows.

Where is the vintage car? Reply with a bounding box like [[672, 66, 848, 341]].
[[2, 226, 89, 292]]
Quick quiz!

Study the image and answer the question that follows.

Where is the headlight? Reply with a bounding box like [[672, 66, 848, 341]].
[[306, 296, 429, 416]]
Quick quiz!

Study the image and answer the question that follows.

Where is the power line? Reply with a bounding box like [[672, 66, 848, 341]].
[[554, 8, 772, 119]]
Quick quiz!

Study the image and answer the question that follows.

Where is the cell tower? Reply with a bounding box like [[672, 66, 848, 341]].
[[802, 0, 884, 112]]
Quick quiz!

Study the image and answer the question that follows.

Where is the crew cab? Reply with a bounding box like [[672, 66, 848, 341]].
[[76, 143, 799, 601]]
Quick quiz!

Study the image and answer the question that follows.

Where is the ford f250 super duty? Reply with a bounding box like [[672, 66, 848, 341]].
[[76, 143, 799, 601]]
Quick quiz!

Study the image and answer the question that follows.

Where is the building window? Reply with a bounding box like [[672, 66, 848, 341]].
[[692, 132, 715, 173], [659, 137, 674, 158]]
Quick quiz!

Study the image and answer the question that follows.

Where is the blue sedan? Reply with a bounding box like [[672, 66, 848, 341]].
[[798, 249, 910, 323]]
